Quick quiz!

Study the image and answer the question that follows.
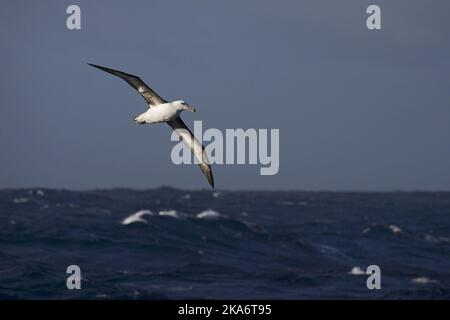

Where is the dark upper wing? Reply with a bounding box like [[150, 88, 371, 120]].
[[88, 63, 166, 106], [167, 117, 214, 188]]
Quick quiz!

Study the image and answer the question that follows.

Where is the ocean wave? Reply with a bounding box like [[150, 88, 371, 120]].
[[362, 227, 371, 234], [29, 189, 45, 197], [196, 209, 221, 220], [3, 188, 449, 299], [121, 210, 153, 225], [158, 210, 181, 219], [13, 197, 29, 204], [411, 277, 439, 285], [362, 223, 403, 235], [180, 193, 191, 200], [348, 267, 367, 275], [122, 209, 223, 225], [424, 234, 450, 244], [388, 225, 402, 234]]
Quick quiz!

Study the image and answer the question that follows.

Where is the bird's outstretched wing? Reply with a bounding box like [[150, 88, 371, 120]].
[[88, 63, 166, 106], [167, 117, 214, 188]]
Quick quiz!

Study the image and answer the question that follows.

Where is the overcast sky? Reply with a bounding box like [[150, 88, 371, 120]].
[[0, 0, 449, 190]]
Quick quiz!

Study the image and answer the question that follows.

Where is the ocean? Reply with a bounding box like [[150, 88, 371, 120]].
[[0, 188, 449, 299]]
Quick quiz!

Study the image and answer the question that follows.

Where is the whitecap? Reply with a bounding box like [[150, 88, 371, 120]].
[[362, 227, 371, 234], [411, 277, 438, 285], [362, 223, 379, 234], [167, 285, 193, 292], [424, 234, 450, 244], [388, 225, 402, 234], [121, 210, 153, 225], [348, 267, 367, 275], [13, 197, 29, 204], [180, 194, 191, 200], [196, 209, 221, 220], [319, 244, 341, 255], [212, 192, 221, 198], [158, 210, 180, 218]]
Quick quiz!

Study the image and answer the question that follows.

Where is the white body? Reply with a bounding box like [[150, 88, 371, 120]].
[[135, 102, 180, 124], [134, 100, 194, 124]]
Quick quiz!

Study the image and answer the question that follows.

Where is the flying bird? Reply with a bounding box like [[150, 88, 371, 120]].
[[88, 63, 214, 188]]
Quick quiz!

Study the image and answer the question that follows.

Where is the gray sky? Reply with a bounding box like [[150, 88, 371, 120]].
[[1, 0, 449, 190]]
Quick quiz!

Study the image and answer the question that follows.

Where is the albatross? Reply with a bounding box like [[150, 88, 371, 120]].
[[88, 63, 214, 188]]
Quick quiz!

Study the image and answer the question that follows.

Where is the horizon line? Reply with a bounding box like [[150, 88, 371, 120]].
[[1, 186, 450, 193]]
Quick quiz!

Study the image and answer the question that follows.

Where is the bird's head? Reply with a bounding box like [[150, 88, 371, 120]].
[[174, 100, 196, 112]]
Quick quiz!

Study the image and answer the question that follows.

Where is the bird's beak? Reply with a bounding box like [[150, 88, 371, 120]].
[[183, 105, 196, 112]]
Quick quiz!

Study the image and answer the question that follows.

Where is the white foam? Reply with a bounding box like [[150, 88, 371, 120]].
[[36, 189, 45, 196], [13, 197, 29, 204], [158, 210, 180, 218], [196, 209, 221, 220], [212, 192, 221, 198], [121, 210, 153, 225], [411, 277, 438, 285], [425, 234, 450, 243], [319, 244, 341, 255], [180, 194, 191, 200], [348, 267, 367, 275], [388, 225, 402, 234]]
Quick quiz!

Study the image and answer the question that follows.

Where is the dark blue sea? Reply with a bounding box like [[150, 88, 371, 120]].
[[0, 188, 449, 299]]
